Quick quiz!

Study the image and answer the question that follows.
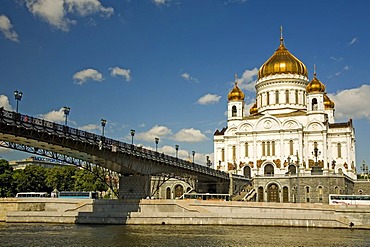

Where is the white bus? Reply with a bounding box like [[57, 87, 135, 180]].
[[16, 192, 49, 198], [329, 194, 370, 206], [181, 193, 230, 201]]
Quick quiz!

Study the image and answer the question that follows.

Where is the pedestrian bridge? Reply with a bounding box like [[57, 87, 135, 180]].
[[0, 108, 249, 199]]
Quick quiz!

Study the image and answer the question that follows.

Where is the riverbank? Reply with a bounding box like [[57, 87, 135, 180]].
[[1, 198, 369, 229]]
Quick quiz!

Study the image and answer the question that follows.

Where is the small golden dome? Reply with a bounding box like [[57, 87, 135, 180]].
[[249, 101, 258, 115], [324, 94, 335, 109], [306, 72, 326, 93], [228, 74, 245, 101], [258, 30, 307, 79]]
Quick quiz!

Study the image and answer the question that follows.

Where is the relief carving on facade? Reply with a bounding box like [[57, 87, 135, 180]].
[[318, 160, 324, 168], [308, 159, 314, 168], [344, 162, 348, 169], [274, 159, 281, 168], [239, 162, 245, 168], [249, 161, 254, 168], [257, 159, 265, 168]]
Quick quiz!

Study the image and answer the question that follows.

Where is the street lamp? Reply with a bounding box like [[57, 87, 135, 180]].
[[296, 150, 300, 203], [175, 145, 179, 158], [101, 119, 107, 136], [192, 151, 195, 163], [63, 106, 70, 126], [14, 90, 23, 113], [311, 145, 322, 174], [155, 137, 159, 152], [130, 129, 135, 145]]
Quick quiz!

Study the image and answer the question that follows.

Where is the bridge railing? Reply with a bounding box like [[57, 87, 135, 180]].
[[0, 108, 229, 179]]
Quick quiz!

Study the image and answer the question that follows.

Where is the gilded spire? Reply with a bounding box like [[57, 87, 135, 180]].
[[280, 25, 284, 45], [234, 73, 238, 86], [228, 73, 245, 101], [314, 64, 317, 77]]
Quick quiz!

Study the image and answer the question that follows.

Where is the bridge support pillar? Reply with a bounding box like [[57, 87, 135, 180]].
[[119, 175, 151, 200]]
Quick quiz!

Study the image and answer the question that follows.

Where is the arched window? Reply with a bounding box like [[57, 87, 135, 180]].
[[334, 186, 340, 194], [244, 166, 251, 178], [275, 90, 279, 104], [272, 141, 276, 156], [174, 185, 184, 198], [305, 186, 310, 203], [166, 187, 171, 199], [267, 141, 271, 156], [288, 164, 296, 175], [318, 186, 323, 203], [264, 164, 274, 176], [285, 90, 290, 103], [266, 92, 270, 105], [337, 143, 342, 158], [232, 146, 236, 160], [289, 140, 294, 155], [232, 105, 237, 117], [262, 142, 266, 156], [312, 98, 318, 110], [258, 187, 264, 202], [221, 148, 225, 162], [245, 142, 248, 157], [283, 186, 289, 203]]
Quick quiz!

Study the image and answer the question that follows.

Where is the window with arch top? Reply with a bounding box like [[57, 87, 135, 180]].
[[232, 105, 237, 117]]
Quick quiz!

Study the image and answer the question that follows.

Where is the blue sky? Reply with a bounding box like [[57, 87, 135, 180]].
[[0, 0, 370, 171]]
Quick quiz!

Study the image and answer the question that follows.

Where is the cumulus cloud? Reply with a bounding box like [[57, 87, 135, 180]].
[[38, 108, 66, 123], [197, 94, 221, 105], [0, 95, 13, 111], [0, 15, 19, 42], [24, 0, 114, 31], [330, 56, 343, 62], [172, 128, 207, 142], [135, 125, 173, 142], [329, 85, 370, 121], [153, 0, 170, 5], [349, 37, 358, 46], [181, 72, 198, 83], [238, 68, 258, 92], [73, 68, 103, 85], [109, 67, 131, 81], [343, 65, 351, 71], [80, 123, 100, 132]]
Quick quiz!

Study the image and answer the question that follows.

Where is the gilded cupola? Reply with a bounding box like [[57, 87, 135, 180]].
[[324, 93, 335, 109], [306, 67, 326, 93], [258, 27, 308, 80], [249, 101, 258, 115], [228, 74, 245, 101]]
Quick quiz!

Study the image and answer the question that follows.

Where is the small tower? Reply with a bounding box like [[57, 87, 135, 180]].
[[306, 65, 326, 113], [227, 74, 245, 122]]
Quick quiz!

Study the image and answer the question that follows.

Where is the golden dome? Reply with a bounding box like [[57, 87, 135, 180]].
[[324, 93, 335, 109], [258, 33, 308, 79], [228, 74, 245, 101], [306, 73, 326, 93], [249, 101, 258, 115]]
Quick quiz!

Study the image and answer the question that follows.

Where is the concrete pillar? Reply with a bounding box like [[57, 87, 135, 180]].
[[119, 175, 151, 200]]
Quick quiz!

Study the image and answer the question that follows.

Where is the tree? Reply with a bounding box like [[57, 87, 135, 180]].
[[0, 159, 14, 197], [13, 165, 49, 193], [45, 166, 77, 191], [73, 167, 108, 193]]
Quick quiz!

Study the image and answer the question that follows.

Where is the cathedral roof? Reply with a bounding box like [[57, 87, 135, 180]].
[[249, 101, 258, 115], [324, 93, 335, 109], [228, 74, 245, 101], [306, 68, 326, 93], [258, 28, 308, 80]]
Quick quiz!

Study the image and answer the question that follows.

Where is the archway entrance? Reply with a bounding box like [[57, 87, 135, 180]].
[[174, 185, 184, 198], [243, 166, 251, 178], [267, 183, 280, 202]]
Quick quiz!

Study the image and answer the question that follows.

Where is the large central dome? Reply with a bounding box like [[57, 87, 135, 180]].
[[258, 36, 308, 79]]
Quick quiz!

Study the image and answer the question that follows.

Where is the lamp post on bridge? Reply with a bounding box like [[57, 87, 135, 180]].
[[155, 137, 159, 152], [14, 90, 23, 113], [130, 129, 135, 145], [63, 106, 70, 126], [101, 119, 107, 136], [192, 151, 195, 163], [175, 145, 179, 158]]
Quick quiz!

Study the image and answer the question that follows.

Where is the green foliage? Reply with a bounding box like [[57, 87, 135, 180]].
[[13, 165, 49, 193], [45, 166, 77, 191], [0, 159, 14, 197]]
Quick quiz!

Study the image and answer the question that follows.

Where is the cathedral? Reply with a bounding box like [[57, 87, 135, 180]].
[[213, 31, 359, 203]]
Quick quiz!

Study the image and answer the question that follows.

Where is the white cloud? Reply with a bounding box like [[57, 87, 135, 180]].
[[24, 0, 113, 31], [80, 123, 100, 132], [38, 108, 66, 123], [172, 128, 207, 142], [224, 0, 247, 5], [349, 37, 358, 46], [73, 68, 103, 84], [330, 56, 343, 62], [181, 72, 198, 83], [344, 65, 350, 71], [329, 85, 370, 121], [109, 67, 131, 81], [0, 15, 19, 42], [197, 94, 221, 105], [238, 68, 258, 92], [153, 0, 170, 5], [135, 125, 173, 142], [0, 95, 13, 111]]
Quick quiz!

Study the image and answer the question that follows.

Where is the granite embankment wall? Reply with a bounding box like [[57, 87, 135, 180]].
[[1, 198, 369, 229]]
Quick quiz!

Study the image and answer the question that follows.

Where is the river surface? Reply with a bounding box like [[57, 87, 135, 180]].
[[0, 223, 369, 247]]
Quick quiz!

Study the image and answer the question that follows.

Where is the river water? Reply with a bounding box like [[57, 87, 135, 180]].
[[0, 223, 369, 246]]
